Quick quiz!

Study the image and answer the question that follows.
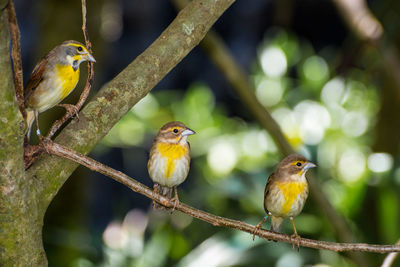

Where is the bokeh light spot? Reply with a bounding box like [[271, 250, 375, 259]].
[[207, 141, 238, 175], [302, 56, 329, 83], [338, 149, 366, 182], [103, 221, 128, 249], [256, 79, 284, 107], [132, 93, 159, 119], [241, 130, 268, 157], [123, 209, 148, 235], [321, 77, 345, 106], [277, 252, 303, 267], [342, 111, 368, 137], [367, 153, 393, 173], [260, 46, 287, 78], [294, 101, 331, 145]]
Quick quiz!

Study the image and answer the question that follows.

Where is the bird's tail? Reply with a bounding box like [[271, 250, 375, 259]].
[[153, 184, 172, 210], [270, 216, 284, 233], [26, 110, 35, 141]]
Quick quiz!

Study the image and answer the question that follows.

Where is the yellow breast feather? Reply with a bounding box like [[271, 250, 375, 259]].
[[157, 143, 188, 179], [276, 181, 306, 215], [56, 64, 80, 99]]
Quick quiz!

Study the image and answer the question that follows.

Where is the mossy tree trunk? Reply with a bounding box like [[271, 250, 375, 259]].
[[0, 0, 234, 265], [0, 5, 47, 266]]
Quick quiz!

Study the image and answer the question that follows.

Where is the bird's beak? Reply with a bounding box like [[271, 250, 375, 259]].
[[181, 128, 195, 136], [85, 53, 96, 63], [304, 162, 317, 170]]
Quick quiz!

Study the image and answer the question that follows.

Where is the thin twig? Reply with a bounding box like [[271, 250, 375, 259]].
[[46, 0, 94, 138], [382, 240, 400, 267], [76, 0, 94, 109], [42, 139, 400, 254], [6, 0, 24, 117]]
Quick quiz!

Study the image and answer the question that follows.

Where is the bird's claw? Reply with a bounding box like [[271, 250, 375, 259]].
[[58, 104, 80, 121], [290, 233, 301, 251], [252, 217, 266, 241], [169, 195, 180, 211], [37, 135, 51, 154], [252, 224, 261, 241]]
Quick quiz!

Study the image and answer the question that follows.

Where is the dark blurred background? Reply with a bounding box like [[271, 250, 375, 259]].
[[16, 0, 400, 266]]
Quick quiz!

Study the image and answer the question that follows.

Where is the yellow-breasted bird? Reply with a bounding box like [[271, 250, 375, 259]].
[[24, 40, 95, 140], [253, 154, 316, 243], [147, 121, 195, 209]]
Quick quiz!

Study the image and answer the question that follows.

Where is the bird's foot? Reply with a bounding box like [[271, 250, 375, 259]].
[[152, 184, 161, 210], [169, 194, 180, 212], [252, 217, 266, 241], [38, 134, 51, 154], [290, 233, 301, 251], [58, 104, 80, 121]]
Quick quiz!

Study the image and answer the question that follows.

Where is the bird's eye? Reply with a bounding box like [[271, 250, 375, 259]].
[[77, 46, 83, 52], [296, 162, 302, 167], [173, 129, 178, 133]]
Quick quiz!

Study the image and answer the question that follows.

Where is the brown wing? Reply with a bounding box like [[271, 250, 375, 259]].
[[24, 56, 48, 103], [263, 172, 275, 214]]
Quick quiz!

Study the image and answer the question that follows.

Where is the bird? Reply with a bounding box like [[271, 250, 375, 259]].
[[253, 154, 316, 246], [147, 121, 195, 210], [24, 40, 96, 140]]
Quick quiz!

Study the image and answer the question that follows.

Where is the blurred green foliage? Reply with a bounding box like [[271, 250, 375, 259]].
[[69, 29, 400, 267]]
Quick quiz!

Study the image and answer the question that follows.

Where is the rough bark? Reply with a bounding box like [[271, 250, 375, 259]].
[[0, 5, 47, 266]]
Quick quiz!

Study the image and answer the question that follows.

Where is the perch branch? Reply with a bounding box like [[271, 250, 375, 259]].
[[42, 139, 400, 254], [6, 0, 24, 117], [46, 0, 94, 139], [172, 1, 369, 265]]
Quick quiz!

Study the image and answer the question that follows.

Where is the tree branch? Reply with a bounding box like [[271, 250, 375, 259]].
[[6, 0, 24, 117], [26, 0, 235, 213], [42, 139, 400, 254]]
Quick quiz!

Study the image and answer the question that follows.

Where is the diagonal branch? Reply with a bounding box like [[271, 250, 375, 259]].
[[43, 139, 400, 254]]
